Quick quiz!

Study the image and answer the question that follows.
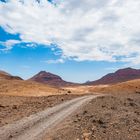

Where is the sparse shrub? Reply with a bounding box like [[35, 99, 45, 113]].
[[67, 90, 71, 93]]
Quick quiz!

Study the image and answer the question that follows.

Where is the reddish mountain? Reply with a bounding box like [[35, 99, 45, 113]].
[[85, 68, 140, 85], [0, 70, 23, 80], [29, 71, 76, 87]]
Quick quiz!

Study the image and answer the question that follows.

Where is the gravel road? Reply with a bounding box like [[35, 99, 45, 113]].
[[0, 95, 101, 140]]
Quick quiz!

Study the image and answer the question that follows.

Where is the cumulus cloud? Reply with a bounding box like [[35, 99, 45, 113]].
[[0, 0, 140, 64]]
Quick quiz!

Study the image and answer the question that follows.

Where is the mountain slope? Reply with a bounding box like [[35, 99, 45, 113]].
[[0, 70, 65, 96], [0, 79, 63, 96], [85, 68, 140, 85], [0, 70, 22, 80], [29, 71, 76, 87]]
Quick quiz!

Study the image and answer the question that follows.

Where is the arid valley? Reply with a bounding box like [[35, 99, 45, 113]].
[[0, 68, 140, 140], [1, 0, 140, 139]]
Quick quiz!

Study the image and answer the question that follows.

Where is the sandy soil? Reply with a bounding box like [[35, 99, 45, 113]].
[[89, 79, 140, 95], [0, 79, 64, 96], [64, 79, 140, 96], [45, 93, 140, 140], [0, 94, 81, 127]]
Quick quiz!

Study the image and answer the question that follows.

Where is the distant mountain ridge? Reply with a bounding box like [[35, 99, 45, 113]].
[[1, 68, 140, 87], [85, 68, 140, 85], [0, 70, 23, 80], [29, 71, 77, 87]]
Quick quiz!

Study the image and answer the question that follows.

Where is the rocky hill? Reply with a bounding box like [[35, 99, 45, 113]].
[[29, 71, 76, 87], [85, 68, 140, 85]]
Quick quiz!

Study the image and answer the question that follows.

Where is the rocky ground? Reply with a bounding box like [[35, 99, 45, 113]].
[[0, 89, 140, 140], [0, 94, 80, 127], [45, 92, 140, 140]]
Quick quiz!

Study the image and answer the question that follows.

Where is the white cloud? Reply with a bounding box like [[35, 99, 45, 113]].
[[0, 39, 20, 50], [0, 0, 140, 64]]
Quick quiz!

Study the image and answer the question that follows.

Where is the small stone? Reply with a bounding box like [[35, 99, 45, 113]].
[[9, 135, 13, 138], [12, 105, 18, 109], [129, 102, 137, 107], [98, 119, 104, 124], [83, 132, 89, 136], [127, 98, 133, 101], [0, 104, 5, 108], [83, 110, 88, 115]]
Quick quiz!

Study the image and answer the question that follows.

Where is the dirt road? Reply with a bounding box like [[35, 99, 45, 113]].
[[0, 95, 101, 140], [46, 93, 140, 140]]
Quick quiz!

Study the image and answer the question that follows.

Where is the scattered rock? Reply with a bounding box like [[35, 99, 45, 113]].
[[67, 90, 71, 93], [97, 119, 105, 125], [111, 106, 116, 110], [74, 120, 78, 123], [12, 105, 18, 109], [76, 114, 79, 117], [134, 111, 140, 115], [98, 96, 105, 99], [0, 104, 5, 108], [91, 126, 96, 131], [9, 135, 13, 138], [44, 94, 140, 140], [102, 105, 106, 108], [127, 98, 133, 101], [133, 119, 140, 123], [83, 110, 88, 115], [136, 91, 140, 94], [82, 132, 91, 140], [129, 102, 137, 107], [101, 124, 107, 128]]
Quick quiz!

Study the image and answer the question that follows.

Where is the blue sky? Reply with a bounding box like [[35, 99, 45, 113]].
[[0, 26, 130, 82], [0, 0, 140, 83]]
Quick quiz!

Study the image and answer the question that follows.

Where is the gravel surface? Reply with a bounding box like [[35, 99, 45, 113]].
[[45, 93, 140, 140], [0, 94, 80, 127], [0, 95, 97, 140]]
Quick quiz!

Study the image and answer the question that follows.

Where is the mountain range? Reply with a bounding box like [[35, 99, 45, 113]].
[[0, 68, 140, 86], [85, 68, 140, 85]]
